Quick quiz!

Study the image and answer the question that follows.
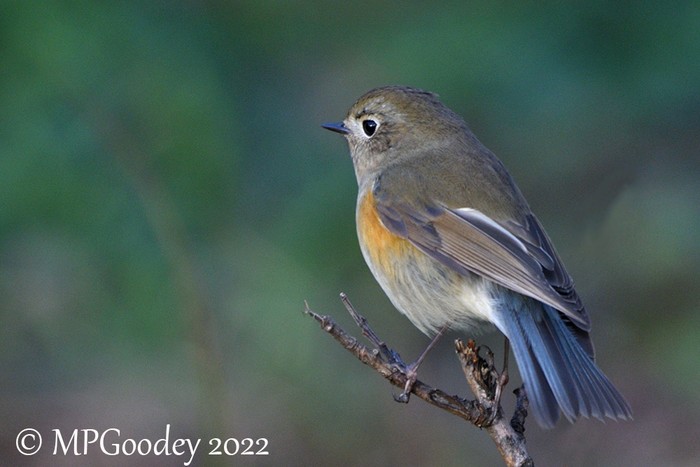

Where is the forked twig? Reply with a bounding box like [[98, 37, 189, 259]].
[[304, 294, 533, 467]]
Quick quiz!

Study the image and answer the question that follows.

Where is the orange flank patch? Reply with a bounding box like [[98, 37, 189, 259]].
[[357, 191, 415, 279]]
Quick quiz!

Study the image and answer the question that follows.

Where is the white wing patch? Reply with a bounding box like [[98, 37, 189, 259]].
[[453, 208, 529, 254]]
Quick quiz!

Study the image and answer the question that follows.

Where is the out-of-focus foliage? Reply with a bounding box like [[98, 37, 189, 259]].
[[1, 1, 698, 465]]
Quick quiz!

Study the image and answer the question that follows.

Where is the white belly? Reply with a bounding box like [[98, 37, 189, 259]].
[[360, 237, 499, 337]]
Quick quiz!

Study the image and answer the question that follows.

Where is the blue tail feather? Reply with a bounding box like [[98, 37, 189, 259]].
[[495, 294, 632, 429]]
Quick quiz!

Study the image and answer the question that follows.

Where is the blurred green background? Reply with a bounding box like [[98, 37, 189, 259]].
[[2, 1, 699, 465]]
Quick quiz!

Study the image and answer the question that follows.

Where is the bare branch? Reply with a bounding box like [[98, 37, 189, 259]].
[[304, 294, 533, 467], [456, 340, 533, 467]]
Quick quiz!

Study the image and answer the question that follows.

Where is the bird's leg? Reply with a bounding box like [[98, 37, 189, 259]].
[[394, 324, 450, 403], [340, 293, 449, 403]]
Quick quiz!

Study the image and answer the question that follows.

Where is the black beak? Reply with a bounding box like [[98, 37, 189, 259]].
[[321, 122, 350, 135]]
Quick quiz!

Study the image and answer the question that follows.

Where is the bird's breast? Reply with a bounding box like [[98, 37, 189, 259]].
[[356, 190, 415, 281], [355, 190, 496, 336]]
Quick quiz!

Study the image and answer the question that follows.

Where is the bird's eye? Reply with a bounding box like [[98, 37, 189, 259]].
[[362, 119, 378, 137]]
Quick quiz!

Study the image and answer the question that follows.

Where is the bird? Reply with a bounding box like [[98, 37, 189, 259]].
[[322, 85, 631, 428]]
